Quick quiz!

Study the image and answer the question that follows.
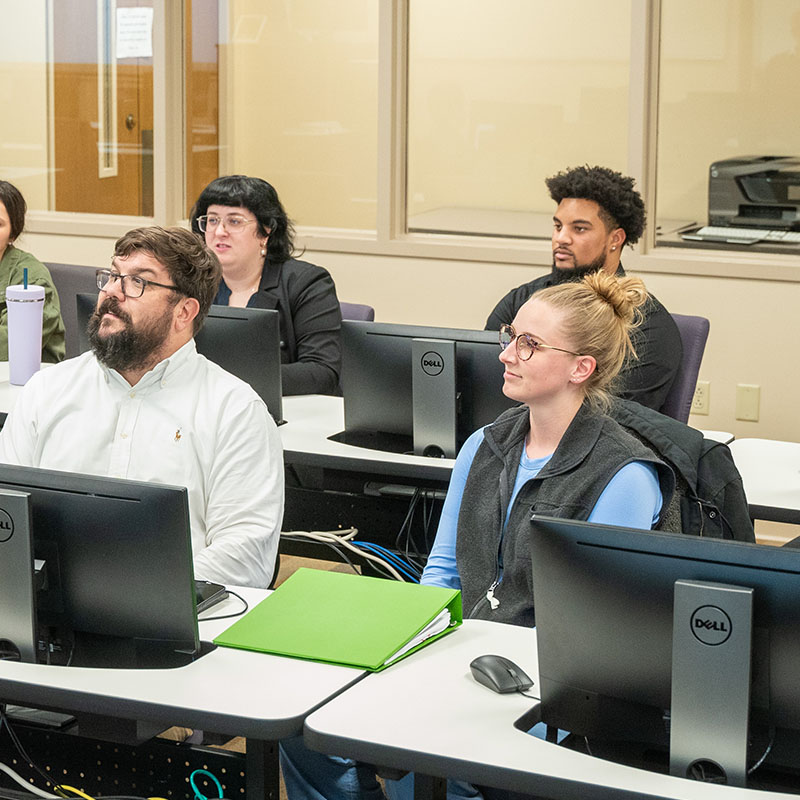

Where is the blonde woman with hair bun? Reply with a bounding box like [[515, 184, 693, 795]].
[[372, 270, 680, 800], [286, 271, 745, 800], [420, 270, 676, 629]]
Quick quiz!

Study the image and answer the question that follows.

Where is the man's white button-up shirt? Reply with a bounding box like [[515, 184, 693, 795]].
[[0, 340, 283, 588]]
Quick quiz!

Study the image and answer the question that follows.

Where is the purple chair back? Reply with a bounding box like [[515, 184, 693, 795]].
[[660, 313, 710, 423], [339, 301, 375, 322]]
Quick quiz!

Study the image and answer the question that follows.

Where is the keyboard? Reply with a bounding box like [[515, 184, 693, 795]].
[[682, 226, 800, 244]]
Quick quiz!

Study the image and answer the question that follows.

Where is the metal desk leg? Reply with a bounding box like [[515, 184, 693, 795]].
[[414, 773, 447, 800], [246, 738, 280, 800]]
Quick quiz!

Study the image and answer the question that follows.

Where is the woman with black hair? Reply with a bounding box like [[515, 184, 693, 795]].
[[191, 175, 341, 395]]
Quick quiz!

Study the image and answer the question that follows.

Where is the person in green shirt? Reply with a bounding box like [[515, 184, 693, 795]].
[[0, 181, 65, 363]]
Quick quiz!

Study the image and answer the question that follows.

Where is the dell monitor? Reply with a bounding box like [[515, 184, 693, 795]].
[[0, 463, 201, 668], [0, 489, 36, 662], [332, 320, 516, 458], [530, 515, 800, 788], [76, 294, 283, 424]]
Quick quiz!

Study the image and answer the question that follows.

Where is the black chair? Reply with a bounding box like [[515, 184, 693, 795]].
[[44, 262, 99, 358]]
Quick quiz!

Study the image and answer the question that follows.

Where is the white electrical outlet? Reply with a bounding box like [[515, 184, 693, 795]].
[[691, 381, 710, 415]]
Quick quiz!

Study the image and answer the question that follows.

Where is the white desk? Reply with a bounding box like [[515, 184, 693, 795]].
[[0, 588, 362, 738], [729, 438, 800, 525], [305, 620, 796, 800], [0, 588, 365, 799], [699, 429, 735, 445], [280, 395, 455, 482]]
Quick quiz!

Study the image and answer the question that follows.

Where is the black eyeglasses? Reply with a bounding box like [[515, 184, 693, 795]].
[[498, 323, 581, 361], [96, 268, 182, 299]]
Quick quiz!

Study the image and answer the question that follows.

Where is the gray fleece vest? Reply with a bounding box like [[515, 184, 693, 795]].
[[455, 403, 675, 627]]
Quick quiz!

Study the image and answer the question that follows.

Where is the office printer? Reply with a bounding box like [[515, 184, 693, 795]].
[[709, 156, 800, 230]]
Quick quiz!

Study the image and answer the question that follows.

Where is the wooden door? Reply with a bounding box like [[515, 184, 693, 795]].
[[53, 0, 154, 215]]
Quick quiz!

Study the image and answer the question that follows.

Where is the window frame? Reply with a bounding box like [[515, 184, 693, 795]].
[[24, 0, 800, 284], [26, 1, 183, 239]]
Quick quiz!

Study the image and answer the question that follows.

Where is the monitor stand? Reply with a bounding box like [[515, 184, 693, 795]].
[[36, 627, 214, 669], [669, 579, 753, 786], [328, 428, 414, 455], [0, 489, 37, 663], [411, 338, 457, 458]]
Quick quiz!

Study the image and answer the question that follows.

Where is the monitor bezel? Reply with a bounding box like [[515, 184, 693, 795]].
[[335, 320, 515, 455], [530, 516, 800, 749], [0, 463, 200, 666]]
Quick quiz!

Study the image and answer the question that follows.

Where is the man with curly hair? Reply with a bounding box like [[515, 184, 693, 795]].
[[486, 165, 682, 412]]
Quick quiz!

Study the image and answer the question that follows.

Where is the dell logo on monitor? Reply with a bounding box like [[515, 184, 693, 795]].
[[0, 508, 14, 543], [690, 605, 732, 646], [420, 351, 445, 376]]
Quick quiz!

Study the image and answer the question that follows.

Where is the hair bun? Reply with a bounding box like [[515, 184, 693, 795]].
[[582, 271, 647, 324]]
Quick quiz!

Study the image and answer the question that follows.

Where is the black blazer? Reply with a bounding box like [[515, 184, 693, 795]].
[[215, 257, 342, 396]]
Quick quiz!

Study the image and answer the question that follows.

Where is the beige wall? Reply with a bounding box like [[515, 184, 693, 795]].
[[222, 0, 800, 228], [406, 0, 631, 218], [5, 1, 800, 228], [302, 246, 800, 443], [18, 226, 800, 446]]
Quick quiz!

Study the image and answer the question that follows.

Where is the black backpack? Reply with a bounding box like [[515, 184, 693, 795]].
[[609, 398, 754, 542]]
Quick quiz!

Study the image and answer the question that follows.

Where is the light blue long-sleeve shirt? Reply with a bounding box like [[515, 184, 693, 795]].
[[422, 426, 662, 589]]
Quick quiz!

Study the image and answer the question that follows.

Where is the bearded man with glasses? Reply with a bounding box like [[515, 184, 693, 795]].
[[0, 226, 284, 589]]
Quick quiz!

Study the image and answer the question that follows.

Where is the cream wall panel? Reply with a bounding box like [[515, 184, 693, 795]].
[[21, 232, 115, 270], [306, 246, 800, 443], [21, 227, 800, 444], [407, 0, 631, 218]]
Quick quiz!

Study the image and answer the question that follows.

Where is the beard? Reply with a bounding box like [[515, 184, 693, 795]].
[[88, 296, 173, 374], [549, 251, 608, 285]]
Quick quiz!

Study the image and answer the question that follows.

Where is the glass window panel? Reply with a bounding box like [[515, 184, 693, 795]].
[[407, 0, 632, 239], [222, 0, 379, 231], [656, 0, 800, 249], [0, 0, 155, 217], [0, 2, 51, 211]]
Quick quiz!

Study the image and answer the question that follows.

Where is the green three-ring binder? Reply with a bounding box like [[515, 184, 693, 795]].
[[213, 568, 463, 671]]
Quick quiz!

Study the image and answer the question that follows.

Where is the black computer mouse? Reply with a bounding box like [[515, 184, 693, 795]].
[[469, 654, 534, 694]]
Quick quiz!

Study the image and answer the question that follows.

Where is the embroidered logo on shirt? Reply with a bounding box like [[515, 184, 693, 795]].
[[174, 428, 182, 442]]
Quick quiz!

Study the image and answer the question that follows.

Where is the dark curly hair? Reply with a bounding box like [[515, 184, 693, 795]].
[[190, 175, 295, 264], [114, 226, 221, 334], [545, 165, 646, 246]]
